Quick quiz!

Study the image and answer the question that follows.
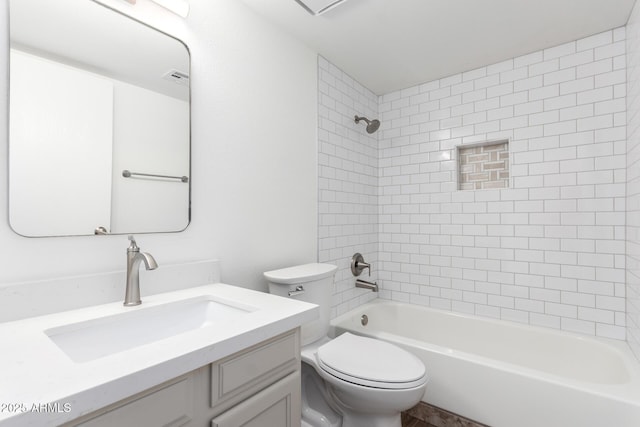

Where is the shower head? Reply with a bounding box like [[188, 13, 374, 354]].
[[354, 115, 380, 134]]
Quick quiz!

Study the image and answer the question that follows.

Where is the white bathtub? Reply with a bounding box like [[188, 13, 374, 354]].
[[331, 300, 640, 427]]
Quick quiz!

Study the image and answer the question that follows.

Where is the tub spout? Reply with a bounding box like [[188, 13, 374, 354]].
[[356, 279, 378, 292]]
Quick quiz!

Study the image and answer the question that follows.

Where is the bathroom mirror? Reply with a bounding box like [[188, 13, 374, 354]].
[[8, 0, 190, 237]]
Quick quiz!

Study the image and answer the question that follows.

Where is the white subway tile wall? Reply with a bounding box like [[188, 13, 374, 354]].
[[627, 1, 640, 360], [318, 57, 379, 317], [320, 28, 630, 341], [378, 28, 627, 340]]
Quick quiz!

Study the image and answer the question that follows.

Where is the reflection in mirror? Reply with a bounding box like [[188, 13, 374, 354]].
[[9, 0, 190, 237]]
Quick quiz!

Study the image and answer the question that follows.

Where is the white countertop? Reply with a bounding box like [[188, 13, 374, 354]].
[[0, 283, 318, 426]]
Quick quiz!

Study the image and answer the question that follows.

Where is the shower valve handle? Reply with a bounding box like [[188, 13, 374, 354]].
[[351, 253, 371, 277], [359, 261, 371, 275]]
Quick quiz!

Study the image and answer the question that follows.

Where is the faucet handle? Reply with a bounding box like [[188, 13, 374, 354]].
[[359, 261, 371, 276], [351, 253, 372, 277], [127, 235, 140, 252]]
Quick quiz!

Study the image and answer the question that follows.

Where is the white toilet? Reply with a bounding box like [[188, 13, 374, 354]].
[[264, 263, 428, 427]]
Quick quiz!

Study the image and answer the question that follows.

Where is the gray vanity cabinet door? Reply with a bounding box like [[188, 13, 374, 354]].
[[73, 375, 194, 427], [210, 371, 301, 427]]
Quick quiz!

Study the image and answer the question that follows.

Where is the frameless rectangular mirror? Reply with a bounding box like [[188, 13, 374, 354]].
[[9, 0, 190, 237]]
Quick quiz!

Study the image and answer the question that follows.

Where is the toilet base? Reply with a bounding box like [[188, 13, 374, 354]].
[[301, 363, 342, 427], [301, 357, 423, 427]]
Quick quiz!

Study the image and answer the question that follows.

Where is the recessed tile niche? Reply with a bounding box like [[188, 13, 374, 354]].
[[457, 140, 509, 190]]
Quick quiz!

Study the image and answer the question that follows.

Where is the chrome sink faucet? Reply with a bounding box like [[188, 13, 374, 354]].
[[124, 235, 158, 306]]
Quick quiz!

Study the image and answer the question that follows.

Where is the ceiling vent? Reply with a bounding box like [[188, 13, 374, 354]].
[[162, 69, 189, 87], [294, 0, 348, 16]]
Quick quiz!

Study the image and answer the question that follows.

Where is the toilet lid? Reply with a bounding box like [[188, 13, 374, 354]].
[[316, 333, 427, 389]]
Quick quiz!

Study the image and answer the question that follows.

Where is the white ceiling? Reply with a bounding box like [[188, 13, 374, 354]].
[[239, 0, 637, 95]]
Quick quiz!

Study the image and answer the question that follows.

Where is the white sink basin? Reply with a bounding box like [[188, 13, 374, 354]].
[[45, 296, 257, 363]]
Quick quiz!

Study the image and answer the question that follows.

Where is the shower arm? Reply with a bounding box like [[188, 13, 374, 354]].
[[354, 115, 372, 125]]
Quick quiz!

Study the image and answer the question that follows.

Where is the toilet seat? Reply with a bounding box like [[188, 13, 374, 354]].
[[316, 332, 427, 389]]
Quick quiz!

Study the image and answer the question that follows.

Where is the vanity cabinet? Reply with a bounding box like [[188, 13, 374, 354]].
[[210, 372, 299, 427], [63, 329, 301, 427], [72, 374, 195, 427]]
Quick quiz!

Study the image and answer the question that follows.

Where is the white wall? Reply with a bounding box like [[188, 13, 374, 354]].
[[626, 0, 640, 360], [0, 0, 318, 309], [186, 0, 318, 286]]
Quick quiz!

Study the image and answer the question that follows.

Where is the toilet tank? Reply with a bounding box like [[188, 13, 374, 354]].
[[264, 263, 337, 346]]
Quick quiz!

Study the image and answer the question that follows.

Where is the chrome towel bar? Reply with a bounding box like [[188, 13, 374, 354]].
[[122, 170, 189, 183]]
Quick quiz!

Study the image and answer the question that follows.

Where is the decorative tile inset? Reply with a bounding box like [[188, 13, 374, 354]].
[[458, 141, 509, 190]]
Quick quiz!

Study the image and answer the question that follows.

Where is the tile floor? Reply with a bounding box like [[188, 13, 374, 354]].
[[402, 402, 488, 427]]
